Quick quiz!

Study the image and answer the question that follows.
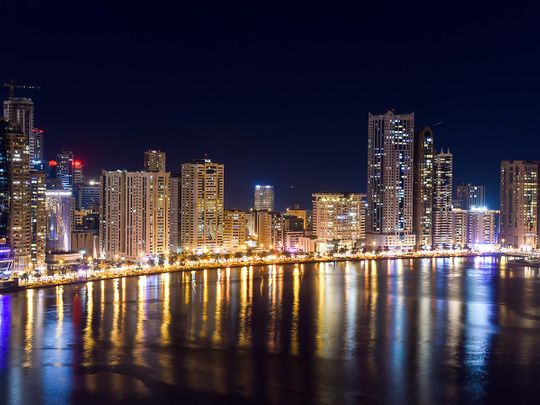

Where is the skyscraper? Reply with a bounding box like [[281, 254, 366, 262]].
[[254, 185, 274, 211], [100, 170, 170, 259], [456, 184, 486, 209], [144, 150, 166, 172], [73, 159, 84, 186], [3, 97, 36, 165], [366, 110, 415, 249], [77, 180, 101, 211], [180, 159, 224, 252], [413, 126, 434, 249], [0, 119, 32, 271], [30, 171, 46, 267], [169, 173, 180, 252], [56, 150, 74, 191], [432, 150, 453, 249], [500, 160, 540, 249], [32, 128, 44, 163]]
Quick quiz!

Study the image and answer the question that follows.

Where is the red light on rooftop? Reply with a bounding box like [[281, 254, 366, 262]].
[[73, 160, 82, 168], [48, 160, 57, 167], [32, 128, 44, 134]]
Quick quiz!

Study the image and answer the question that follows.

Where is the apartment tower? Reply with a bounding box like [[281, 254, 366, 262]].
[[366, 110, 415, 248], [180, 159, 224, 252]]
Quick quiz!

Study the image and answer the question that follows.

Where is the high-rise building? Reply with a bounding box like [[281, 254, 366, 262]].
[[0, 120, 33, 271], [100, 170, 170, 260], [451, 208, 500, 247], [56, 150, 74, 191], [169, 174, 180, 252], [77, 180, 101, 211], [255, 211, 284, 250], [312, 193, 365, 243], [223, 209, 248, 251], [144, 150, 166, 172], [73, 159, 84, 186], [367, 111, 415, 249], [32, 128, 44, 163], [413, 127, 434, 249], [500, 160, 540, 249], [432, 150, 453, 249], [180, 159, 224, 252], [451, 208, 468, 247], [456, 184, 485, 210], [45, 189, 73, 253], [254, 185, 274, 211], [30, 172, 46, 268], [467, 208, 500, 246], [3, 97, 36, 166]]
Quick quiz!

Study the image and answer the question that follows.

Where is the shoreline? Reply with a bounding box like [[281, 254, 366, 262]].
[[0, 251, 507, 293]]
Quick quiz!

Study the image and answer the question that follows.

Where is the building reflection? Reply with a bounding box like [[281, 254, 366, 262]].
[[3, 257, 540, 403]]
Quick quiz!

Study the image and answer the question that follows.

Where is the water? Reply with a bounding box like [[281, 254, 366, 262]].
[[1, 256, 540, 404]]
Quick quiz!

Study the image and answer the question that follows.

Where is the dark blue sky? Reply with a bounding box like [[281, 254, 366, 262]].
[[2, 0, 539, 210]]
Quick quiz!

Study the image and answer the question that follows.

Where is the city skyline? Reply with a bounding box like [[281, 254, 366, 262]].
[[2, 3, 540, 403], [0, 100, 502, 213]]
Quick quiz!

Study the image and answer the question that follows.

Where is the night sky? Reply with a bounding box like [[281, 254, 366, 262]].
[[2, 0, 539, 211]]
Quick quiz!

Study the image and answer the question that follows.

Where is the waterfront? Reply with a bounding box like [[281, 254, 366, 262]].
[[2, 256, 540, 404]]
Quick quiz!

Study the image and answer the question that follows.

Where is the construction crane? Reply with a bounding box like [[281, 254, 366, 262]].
[[2, 80, 40, 99]]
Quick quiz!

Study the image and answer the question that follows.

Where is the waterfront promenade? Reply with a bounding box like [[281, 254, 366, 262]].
[[2, 250, 507, 292]]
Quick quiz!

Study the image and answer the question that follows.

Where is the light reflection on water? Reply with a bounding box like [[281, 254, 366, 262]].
[[1, 257, 540, 403]]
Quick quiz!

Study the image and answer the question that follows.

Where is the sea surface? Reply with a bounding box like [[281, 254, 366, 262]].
[[1, 256, 540, 404]]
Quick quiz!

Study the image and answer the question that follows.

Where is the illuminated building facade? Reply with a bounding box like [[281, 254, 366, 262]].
[[223, 209, 248, 251], [312, 193, 365, 243], [451, 208, 500, 247], [100, 170, 170, 259], [255, 210, 284, 250], [467, 208, 500, 246], [451, 208, 468, 247], [3, 97, 38, 166], [254, 184, 274, 211], [73, 159, 84, 186], [180, 159, 224, 252], [30, 171, 46, 267], [456, 184, 485, 209], [56, 150, 74, 190], [45, 190, 72, 253], [413, 126, 434, 248], [432, 150, 453, 249], [284, 231, 304, 251], [144, 149, 166, 172], [32, 128, 44, 163], [0, 120, 33, 271], [367, 111, 415, 248], [169, 173, 180, 252], [77, 180, 101, 211], [500, 160, 540, 249]]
